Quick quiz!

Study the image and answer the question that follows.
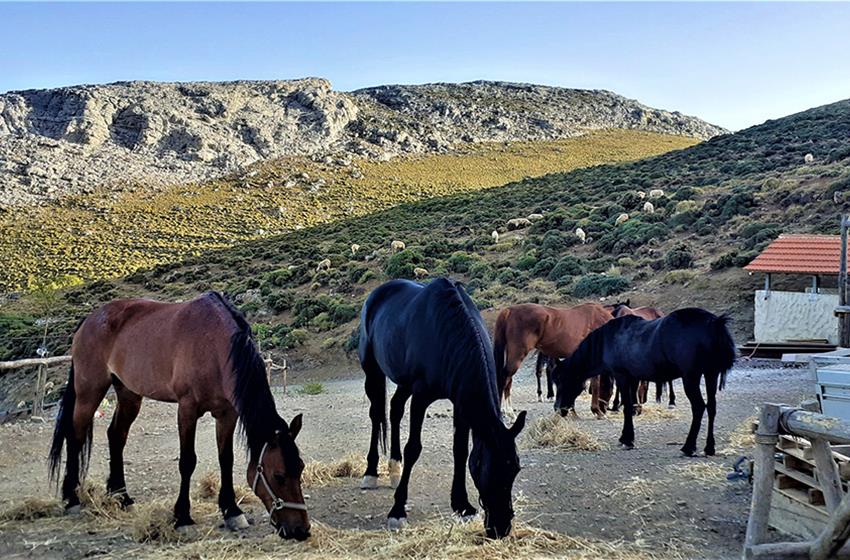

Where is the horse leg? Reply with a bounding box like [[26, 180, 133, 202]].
[[655, 381, 663, 404], [389, 385, 412, 489], [387, 394, 428, 529], [668, 381, 677, 408], [681, 377, 706, 457], [361, 364, 386, 489], [611, 383, 621, 412], [535, 354, 544, 403], [174, 401, 199, 528], [634, 382, 645, 416], [618, 377, 636, 449], [503, 375, 516, 421], [703, 374, 719, 456], [63, 380, 109, 512], [546, 361, 555, 401], [214, 407, 248, 531], [450, 410, 476, 518], [106, 379, 142, 508]]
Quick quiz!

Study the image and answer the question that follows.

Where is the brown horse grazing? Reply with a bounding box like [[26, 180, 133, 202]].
[[48, 292, 311, 540], [493, 303, 613, 418], [607, 301, 676, 409]]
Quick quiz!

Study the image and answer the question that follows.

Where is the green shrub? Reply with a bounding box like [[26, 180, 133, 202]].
[[446, 251, 479, 274], [710, 251, 753, 270], [497, 267, 521, 285], [468, 261, 495, 281], [298, 382, 325, 396], [572, 274, 630, 298], [357, 269, 378, 284], [265, 267, 295, 287], [344, 327, 360, 353], [282, 328, 308, 349], [531, 257, 557, 278], [265, 290, 295, 313], [328, 301, 359, 324], [664, 245, 694, 269], [516, 254, 537, 271], [385, 249, 426, 279]]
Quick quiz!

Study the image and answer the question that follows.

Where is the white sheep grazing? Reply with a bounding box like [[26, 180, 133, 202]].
[[804, 153, 814, 164], [507, 218, 532, 230], [391, 240, 406, 253], [575, 227, 587, 244], [637, 191, 646, 199], [648, 189, 664, 199], [643, 201, 655, 214], [491, 230, 500, 244], [615, 213, 630, 226], [413, 267, 429, 279], [527, 213, 544, 221], [351, 244, 360, 256], [316, 258, 331, 272]]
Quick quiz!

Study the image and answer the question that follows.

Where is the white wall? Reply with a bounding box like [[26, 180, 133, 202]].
[[754, 290, 839, 344]]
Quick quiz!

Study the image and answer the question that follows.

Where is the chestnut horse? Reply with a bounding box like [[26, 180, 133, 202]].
[[493, 303, 613, 418], [48, 292, 311, 539]]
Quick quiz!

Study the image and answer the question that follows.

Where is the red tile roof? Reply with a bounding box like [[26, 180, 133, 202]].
[[744, 234, 847, 275]]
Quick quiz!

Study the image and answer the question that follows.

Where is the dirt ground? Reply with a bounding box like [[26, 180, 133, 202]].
[[0, 359, 812, 559]]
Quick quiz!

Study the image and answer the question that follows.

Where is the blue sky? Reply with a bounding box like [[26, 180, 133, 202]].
[[1, 2, 849, 131]]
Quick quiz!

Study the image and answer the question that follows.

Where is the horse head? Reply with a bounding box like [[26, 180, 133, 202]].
[[248, 414, 311, 540], [553, 360, 588, 416], [469, 411, 527, 538], [608, 299, 632, 318]]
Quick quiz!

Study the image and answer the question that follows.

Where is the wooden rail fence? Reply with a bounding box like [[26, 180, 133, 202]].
[[0, 355, 71, 420], [745, 403, 850, 559]]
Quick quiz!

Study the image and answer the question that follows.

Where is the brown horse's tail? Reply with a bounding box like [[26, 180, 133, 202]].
[[48, 361, 92, 485], [493, 309, 509, 400]]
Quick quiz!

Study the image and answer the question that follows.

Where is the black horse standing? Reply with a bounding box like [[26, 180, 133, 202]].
[[358, 278, 527, 538], [553, 308, 735, 456]]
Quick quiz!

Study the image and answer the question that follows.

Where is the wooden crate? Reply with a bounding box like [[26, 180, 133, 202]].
[[769, 434, 850, 538]]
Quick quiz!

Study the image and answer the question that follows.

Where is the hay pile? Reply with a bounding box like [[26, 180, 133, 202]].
[[134, 517, 669, 560], [634, 404, 681, 422], [603, 476, 653, 502], [667, 462, 728, 484], [0, 497, 62, 521], [719, 415, 757, 455], [523, 414, 604, 451]]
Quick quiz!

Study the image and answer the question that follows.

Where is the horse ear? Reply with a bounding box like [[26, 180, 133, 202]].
[[509, 410, 527, 438], [289, 414, 303, 440]]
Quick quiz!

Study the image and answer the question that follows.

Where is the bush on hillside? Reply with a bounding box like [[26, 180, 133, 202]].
[[664, 245, 694, 269], [385, 249, 425, 279], [572, 274, 630, 298]]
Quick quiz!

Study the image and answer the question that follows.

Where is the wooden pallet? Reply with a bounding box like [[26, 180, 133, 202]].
[[769, 434, 850, 538]]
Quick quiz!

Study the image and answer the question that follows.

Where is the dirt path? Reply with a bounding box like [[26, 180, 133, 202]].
[[0, 360, 809, 559]]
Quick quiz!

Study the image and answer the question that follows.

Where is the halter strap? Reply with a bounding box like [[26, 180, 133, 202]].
[[252, 441, 309, 515]]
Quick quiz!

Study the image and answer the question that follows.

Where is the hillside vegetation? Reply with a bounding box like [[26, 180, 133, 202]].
[[0, 130, 696, 292], [2, 99, 850, 376]]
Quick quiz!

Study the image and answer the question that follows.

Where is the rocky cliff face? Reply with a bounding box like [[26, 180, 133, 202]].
[[0, 78, 726, 206]]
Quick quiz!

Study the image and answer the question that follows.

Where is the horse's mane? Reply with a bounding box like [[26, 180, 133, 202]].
[[206, 292, 299, 467], [428, 280, 501, 418]]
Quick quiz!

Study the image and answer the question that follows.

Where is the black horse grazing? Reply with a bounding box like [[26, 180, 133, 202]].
[[552, 308, 735, 456], [359, 278, 527, 538]]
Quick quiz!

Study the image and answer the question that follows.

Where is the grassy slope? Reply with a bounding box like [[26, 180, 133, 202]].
[[3, 100, 850, 380], [0, 130, 694, 292]]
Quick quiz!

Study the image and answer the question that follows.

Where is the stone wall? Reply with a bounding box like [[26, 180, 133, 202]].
[[754, 290, 839, 344]]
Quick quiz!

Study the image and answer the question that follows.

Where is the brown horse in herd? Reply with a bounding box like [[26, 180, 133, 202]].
[[49, 292, 311, 539], [493, 302, 613, 418]]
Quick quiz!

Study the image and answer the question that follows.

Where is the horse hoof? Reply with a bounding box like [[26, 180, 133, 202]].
[[225, 513, 250, 531], [65, 504, 81, 516], [619, 442, 635, 450], [388, 460, 402, 489], [460, 513, 478, 523], [176, 524, 195, 535], [668, 404, 677, 410], [360, 475, 379, 489], [681, 449, 697, 457], [387, 517, 408, 530], [537, 396, 542, 403]]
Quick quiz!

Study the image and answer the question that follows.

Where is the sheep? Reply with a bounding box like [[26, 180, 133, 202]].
[[391, 240, 406, 253], [643, 201, 655, 214], [648, 189, 665, 199], [615, 213, 630, 226], [491, 230, 500, 244], [835, 191, 845, 205], [351, 243, 360, 256], [527, 213, 544, 221], [507, 218, 532, 230], [575, 227, 587, 244], [413, 267, 429, 279], [637, 191, 646, 199], [316, 258, 331, 272], [804, 153, 814, 164]]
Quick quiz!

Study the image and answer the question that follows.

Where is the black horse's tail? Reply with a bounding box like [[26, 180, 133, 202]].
[[49, 362, 91, 485], [493, 309, 509, 400], [364, 366, 387, 455], [709, 314, 736, 391]]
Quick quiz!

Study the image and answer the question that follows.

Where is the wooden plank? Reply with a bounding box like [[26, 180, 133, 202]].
[[0, 355, 72, 370], [812, 437, 846, 513], [769, 488, 828, 540], [776, 463, 821, 491]]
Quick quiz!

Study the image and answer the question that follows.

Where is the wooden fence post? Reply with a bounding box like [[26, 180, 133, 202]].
[[745, 403, 782, 552]]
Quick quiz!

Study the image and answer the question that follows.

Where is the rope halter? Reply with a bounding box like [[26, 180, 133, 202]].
[[251, 438, 308, 523]]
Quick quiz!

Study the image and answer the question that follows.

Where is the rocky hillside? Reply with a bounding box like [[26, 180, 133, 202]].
[[0, 78, 725, 206]]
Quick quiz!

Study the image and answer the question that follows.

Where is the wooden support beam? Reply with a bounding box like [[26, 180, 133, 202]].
[[812, 438, 846, 513], [781, 408, 850, 446], [746, 403, 782, 550], [0, 355, 72, 370], [811, 489, 850, 560]]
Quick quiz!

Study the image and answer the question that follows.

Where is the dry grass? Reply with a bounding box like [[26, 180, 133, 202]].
[[196, 471, 219, 500], [602, 476, 653, 502], [667, 462, 728, 485], [634, 404, 682, 422], [78, 480, 124, 520], [523, 414, 605, 452], [0, 497, 62, 521], [719, 415, 757, 455], [132, 517, 671, 560]]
